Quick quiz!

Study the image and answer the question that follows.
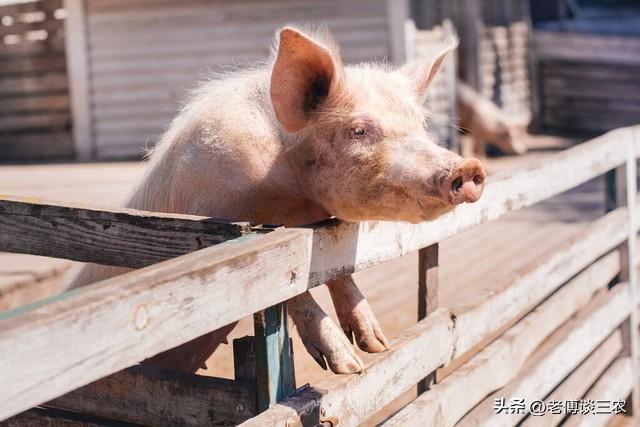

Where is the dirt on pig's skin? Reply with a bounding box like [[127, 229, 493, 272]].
[[63, 26, 485, 375]]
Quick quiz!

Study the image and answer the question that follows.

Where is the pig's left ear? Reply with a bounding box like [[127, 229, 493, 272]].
[[401, 37, 458, 103], [271, 27, 341, 133]]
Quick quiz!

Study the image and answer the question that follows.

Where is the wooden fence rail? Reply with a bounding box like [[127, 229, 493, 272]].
[[0, 125, 639, 425]]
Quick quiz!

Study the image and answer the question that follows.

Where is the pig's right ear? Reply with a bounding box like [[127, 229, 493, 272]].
[[401, 37, 458, 103], [271, 27, 339, 133]]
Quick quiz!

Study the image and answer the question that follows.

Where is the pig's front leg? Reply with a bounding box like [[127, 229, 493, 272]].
[[327, 276, 389, 353], [288, 291, 364, 374]]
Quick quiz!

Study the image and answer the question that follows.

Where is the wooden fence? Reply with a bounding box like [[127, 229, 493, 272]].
[[0, 126, 640, 425], [0, 0, 73, 160]]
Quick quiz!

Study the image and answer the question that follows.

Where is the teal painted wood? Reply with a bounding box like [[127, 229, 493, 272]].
[[253, 304, 296, 412]]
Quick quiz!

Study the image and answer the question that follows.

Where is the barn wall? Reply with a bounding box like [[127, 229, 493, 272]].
[[82, 0, 395, 159], [0, 0, 73, 160], [534, 30, 640, 135]]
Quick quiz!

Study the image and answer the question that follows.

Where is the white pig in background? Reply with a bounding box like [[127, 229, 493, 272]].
[[66, 26, 485, 374]]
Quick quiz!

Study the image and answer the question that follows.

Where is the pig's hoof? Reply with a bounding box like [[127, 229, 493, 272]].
[[335, 298, 389, 353], [297, 314, 364, 374]]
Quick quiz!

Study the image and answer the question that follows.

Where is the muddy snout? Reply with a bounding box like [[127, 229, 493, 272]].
[[442, 158, 486, 205]]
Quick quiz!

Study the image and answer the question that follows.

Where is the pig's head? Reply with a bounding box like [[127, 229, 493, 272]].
[[490, 122, 529, 156], [270, 27, 485, 223]]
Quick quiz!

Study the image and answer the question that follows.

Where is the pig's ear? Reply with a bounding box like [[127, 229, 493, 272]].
[[271, 27, 340, 133], [401, 37, 458, 102]]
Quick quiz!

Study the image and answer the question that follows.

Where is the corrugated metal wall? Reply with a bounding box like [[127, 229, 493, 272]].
[[84, 0, 392, 159]]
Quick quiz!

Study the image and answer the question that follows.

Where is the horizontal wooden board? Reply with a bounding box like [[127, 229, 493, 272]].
[[0, 112, 70, 131], [0, 93, 70, 114], [0, 0, 62, 15], [0, 54, 67, 76], [0, 73, 68, 96], [0, 195, 250, 268], [0, 131, 73, 160], [0, 228, 312, 421], [46, 365, 257, 426]]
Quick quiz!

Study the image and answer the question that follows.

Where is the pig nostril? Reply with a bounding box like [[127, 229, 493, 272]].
[[451, 177, 463, 194], [473, 174, 484, 186]]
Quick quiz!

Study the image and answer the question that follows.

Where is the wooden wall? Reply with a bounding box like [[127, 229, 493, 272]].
[[0, 0, 73, 161], [80, 0, 396, 159], [534, 30, 640, 135]]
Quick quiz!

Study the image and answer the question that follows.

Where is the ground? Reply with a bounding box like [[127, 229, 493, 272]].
[[0, 134, 624, 425]]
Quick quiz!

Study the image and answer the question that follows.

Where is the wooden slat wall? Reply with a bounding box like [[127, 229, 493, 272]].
[[84, 0, 391, 159], [0, 0, 73, 160], [534, 30, 640, 135]]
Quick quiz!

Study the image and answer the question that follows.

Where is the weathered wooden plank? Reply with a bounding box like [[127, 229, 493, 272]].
[[521, 330, 624, 427], [0, 54, 67, 76], [0, 17, 64, 37], [458, 284, 630, 426], [0, 195, 250, 268], [0, 407, 111, 427], [0, 73, 68, 96], [46, 365, 257, 426], [0, 132, 73, 160], [0, 112, 70, 131], [0, 228, 312, 420], [563, 357, 633, 427], [383, 252, 621, 427], [307, 127, 634, 288], [0, 94, 70, 114], [240, 309, 456, 427]]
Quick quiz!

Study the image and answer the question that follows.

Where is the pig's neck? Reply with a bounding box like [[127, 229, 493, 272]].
[[126, 73, 330, 226]]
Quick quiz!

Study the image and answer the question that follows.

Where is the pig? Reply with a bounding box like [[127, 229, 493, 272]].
[[65, 26, 486, 374], [457, 81, 528, 158]]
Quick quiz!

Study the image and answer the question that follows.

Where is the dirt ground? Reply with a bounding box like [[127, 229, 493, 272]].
[[0, 134, 620, 424]]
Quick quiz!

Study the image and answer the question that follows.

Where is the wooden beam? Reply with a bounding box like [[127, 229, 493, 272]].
[[45, 365, 256, 426], [0, 195, 251, 268], [253, 304, 295, 412], [521, 330, 624, 427], [64, 0, 93, 160], [0, 228, 312, 421], [458, 284, 629, 426], [386, 0, 408, 65], [417, 243, 439, 394], [383, 252, 621, 427], [563, 357, 633, 427]]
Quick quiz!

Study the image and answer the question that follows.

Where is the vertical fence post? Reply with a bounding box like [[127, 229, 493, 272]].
[[418, 243, 439, 394], [606, 131, 640, 415], [253, 304, 295, 412]]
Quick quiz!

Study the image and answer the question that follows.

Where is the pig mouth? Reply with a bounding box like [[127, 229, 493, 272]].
[[416, 197, 456, 221]]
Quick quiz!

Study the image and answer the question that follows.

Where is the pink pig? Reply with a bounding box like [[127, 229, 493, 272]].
[[66, 27, 485, 374]]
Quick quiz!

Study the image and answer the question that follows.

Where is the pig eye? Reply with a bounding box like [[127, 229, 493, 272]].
[[352, 127, 367, 137]]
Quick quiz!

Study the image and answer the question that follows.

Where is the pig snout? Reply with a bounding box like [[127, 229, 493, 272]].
[[442, 158, 486, 205]]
